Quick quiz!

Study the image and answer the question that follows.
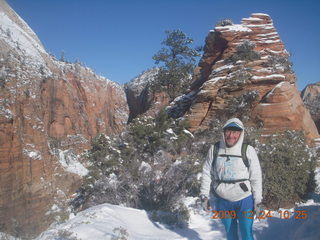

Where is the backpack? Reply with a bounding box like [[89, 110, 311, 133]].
[[211, 141, 249, 184]]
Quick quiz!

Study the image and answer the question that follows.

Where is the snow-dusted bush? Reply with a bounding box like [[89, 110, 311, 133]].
[[72, 110, 198, 227], [228, 69, 252, 87], [56, 229, 81, 240], [258, 130, 316, 209], [268, 54, 293, 73], [227, 90, 259, 118], [111, 227, 129, 240], [215, 18, 234, 27], [230, 40, 260, 63], [149, 202, 190, 228]]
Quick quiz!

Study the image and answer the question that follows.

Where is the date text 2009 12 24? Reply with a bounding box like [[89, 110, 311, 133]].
[[211, 210, 308, 220]]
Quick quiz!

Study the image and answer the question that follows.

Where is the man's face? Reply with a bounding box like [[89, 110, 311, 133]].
[[224, 128, 242, 147]]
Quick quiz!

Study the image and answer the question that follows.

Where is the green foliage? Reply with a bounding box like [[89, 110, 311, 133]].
[[73, 110, 198, 223], [258, 131, 316, 209], [226, 90, 259, 119], [215, 18, 234, 27], [56, 230, 81, 240], [268, 54, 293, 73], [228, 69, 252, 87], [230, 40, 260, 63], [152, 30, 200, 100], [149, 202, 190, 228]]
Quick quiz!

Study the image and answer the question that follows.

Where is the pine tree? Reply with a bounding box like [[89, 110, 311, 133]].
[[152, 30, 200, 100]]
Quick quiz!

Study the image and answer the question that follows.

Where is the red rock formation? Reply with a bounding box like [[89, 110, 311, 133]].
[[0, 1, 128, 237], [301, 82, 320, 132], [169, 13, 319, 144], [125, 68, 170, 121]]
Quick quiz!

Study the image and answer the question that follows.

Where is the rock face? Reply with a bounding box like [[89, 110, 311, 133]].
[[0, 1, 128, 237], [301, 82, 320, 132], [168, 13, 319, 143], [125, 68, 170, 122]]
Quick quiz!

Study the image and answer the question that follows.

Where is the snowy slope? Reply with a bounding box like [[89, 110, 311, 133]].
[[36, 191, 320, 240]]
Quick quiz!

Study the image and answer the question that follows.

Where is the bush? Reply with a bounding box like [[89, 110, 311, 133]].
[[268, 55, 293, 72], [152, 30, 200, 100], [56, 230, 81, 240], [228, 69, 252, 87], [258, 130, 316, 209], [149, 202, 190, 228], [72, 110, 198, 222], [111, 227, 129, 240], [215, 18, 234, 27], [230, 40, 260, 63], [226, 90, 259, 119]]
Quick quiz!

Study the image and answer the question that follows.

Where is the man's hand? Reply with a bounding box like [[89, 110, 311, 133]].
[[200, 195, 211, 211], [254, 202, 265, 219]]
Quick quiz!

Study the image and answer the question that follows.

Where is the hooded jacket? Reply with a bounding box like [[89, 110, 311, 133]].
[[200, 118, 262, 204]]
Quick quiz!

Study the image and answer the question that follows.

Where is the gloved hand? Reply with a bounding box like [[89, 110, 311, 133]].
[[200, 195, 211, 212], [254, 202, 265, 219]]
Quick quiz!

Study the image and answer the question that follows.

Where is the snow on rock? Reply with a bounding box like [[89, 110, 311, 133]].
[[251, 74, 285, 81], [23, 148, 42, 160], [0, 11, 46, 63], [139, 161, 152, 173], [183, 129, 194, 138], [214, 24, 252, 33], [58, 150, 88, 177]]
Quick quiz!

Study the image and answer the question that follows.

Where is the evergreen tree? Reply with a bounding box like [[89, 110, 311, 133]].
[[152, 30, 200, 100]]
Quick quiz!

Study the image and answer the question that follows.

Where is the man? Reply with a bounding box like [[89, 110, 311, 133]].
[[200, 118, 262, 240]]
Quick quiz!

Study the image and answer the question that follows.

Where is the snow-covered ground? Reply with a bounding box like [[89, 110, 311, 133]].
[[36, 188, 320, 240]]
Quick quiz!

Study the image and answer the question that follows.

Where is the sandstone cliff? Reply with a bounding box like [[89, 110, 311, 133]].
[[301, 82, 320, 133], [125, 68, 170, 122], [0, 1, 128, 237], [168, 13, 319, 143]]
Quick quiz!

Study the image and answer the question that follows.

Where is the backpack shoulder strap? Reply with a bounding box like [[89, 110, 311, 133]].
[[211, 141, 220, 169], [241, 143, 249, 170]]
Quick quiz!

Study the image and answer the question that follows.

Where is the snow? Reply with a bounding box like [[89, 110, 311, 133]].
[[251, 74, 285, 81], [252, 13, 271, 17], [0, 11, 46, 63], [242, 17, 264, 22], [36, 196, 320, 240], [58, 150, 88, 177], [204, 76, 226, 86], [214, 24, 252, 33], [256, 32, 278, 37], [166, 128, 175, 135], [257, 39, 281, 44], [139, 161, 152, 173], [183, 129, 194, 138], [23, 146, 42, 160], [212, 64, 235, 74], [0, 105, 13, 119]]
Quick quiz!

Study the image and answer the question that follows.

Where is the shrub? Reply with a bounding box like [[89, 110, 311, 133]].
[[56, 229, 81, 240], [215, 18, 234, 27], [258, 130, 316, 209], [226, 90, 259, 119], [268, 55, 293, 72], [149, 202, 190, 228], [72, 110, 197, 222], [152, 30, 200, 100], [228, 69, 252, 87], [111, 227, 129, 240], [230, 40, 260, 63]]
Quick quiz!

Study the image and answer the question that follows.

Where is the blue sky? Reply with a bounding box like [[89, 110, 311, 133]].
[[6, 0, 320, 90]]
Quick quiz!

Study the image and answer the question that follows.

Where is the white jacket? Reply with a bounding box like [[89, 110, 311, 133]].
[[200, 118, 262, 204]]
